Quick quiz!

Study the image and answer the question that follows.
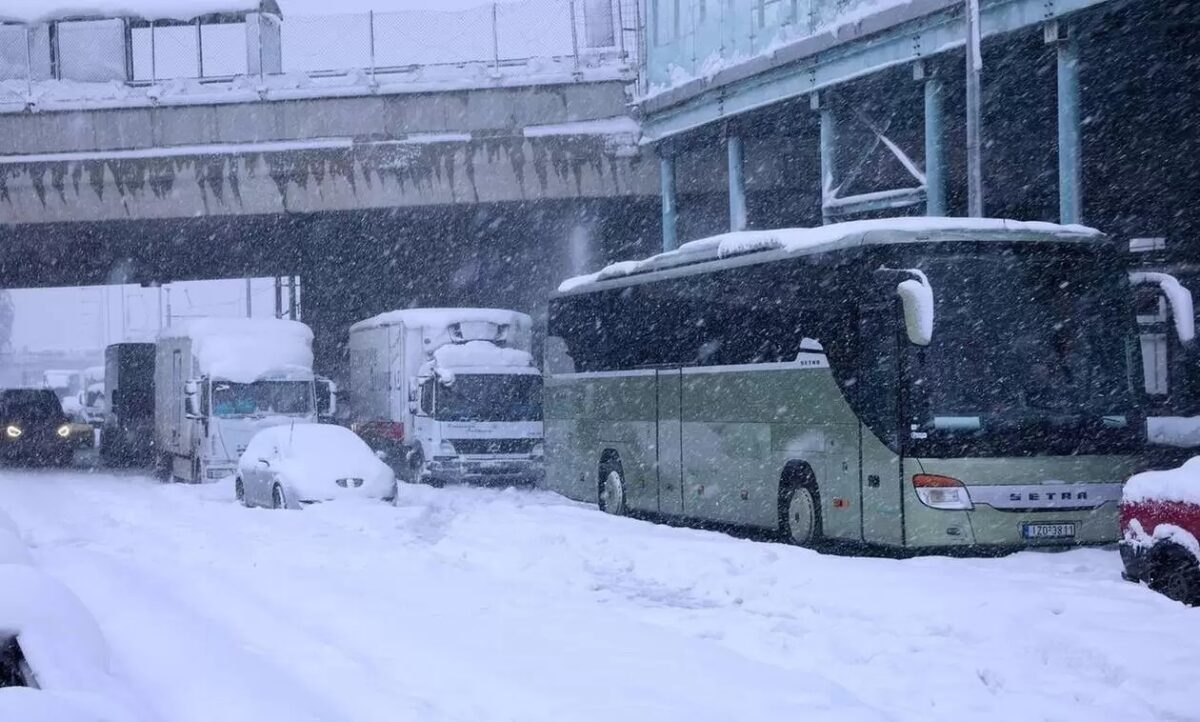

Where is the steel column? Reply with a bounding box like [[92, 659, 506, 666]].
[[660, 155, 678, 251], [1056, 24, 1082, 224], [923, 70, 946, 216], [727, 134, 748, 232], [818, 94, 838, 224]]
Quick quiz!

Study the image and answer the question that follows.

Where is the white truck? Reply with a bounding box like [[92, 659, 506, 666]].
[[155, 318, 335, 483], [348, 308, 543, 486]]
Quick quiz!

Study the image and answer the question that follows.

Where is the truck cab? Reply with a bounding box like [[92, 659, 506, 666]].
[[348, 308, 544, 487], [409, 360, 543, 486]]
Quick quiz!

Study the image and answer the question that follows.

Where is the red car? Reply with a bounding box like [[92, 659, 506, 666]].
[[1120, 457, 1200, 605]]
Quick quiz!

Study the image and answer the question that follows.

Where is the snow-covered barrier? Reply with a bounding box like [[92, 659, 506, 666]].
[[0, 508, 152, 722]]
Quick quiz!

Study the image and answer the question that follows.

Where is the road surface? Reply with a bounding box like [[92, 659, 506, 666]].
[[1, 468, 1197, 722]]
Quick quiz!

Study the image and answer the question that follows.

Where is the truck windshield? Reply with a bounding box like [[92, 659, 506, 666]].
[[897, 246, 1141, 456], [437, 374, 542, 422], [212, 381, 312, 418]]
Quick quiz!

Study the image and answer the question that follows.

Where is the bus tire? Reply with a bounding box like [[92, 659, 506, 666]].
[[780, 476, 822, 548], [598, 456, 626, 516]]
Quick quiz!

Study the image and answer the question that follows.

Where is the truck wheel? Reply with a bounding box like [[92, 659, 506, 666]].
[[235, 477, 245, 505], [154, 454, 172, 483], [272, 484, 286, 510]]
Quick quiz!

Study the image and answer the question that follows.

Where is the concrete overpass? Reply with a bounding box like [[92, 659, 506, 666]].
[[0, 80, 653, 225]]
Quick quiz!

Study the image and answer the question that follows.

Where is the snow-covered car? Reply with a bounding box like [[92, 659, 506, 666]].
[[1119, 457, 1200, 605], [236, 423, 396, 509]]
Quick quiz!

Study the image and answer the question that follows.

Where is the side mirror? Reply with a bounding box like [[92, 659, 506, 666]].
[[1129, 272, 1196, 344], [408, 400, 418, 415], [184, 379, 203, 418], [895, 270, 934, 346], [317, 378, 338, 417]]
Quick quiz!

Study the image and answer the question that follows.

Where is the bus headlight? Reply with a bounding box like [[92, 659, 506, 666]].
[[6, 425, 22, 439], [531, 442, 544, 458], [913, 474, 974, 510], [57, 425, 72, 438]]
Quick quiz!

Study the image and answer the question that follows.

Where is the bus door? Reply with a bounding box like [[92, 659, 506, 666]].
[[656, 368, 685, 515], [857, 303, 905, 546]]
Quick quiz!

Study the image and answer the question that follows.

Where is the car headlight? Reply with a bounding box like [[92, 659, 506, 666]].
[[438, 440, 457, 456], [57, 425, 72, 438], [6, 425, 21, 438]]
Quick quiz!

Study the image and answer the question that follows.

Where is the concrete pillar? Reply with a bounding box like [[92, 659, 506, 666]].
[[727, 134, 747, 232], [923, 71, 946, 216], [660, 154, 678, 251], [817, 93, 838, 224], [1056, 24, 1082, 224]]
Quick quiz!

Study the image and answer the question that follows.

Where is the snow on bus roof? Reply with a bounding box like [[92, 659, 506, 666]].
[[0, 1, 272, 23], [557, 217, 1102, 294], [159, 317, 313, 383], [350, 307, 532, 333]]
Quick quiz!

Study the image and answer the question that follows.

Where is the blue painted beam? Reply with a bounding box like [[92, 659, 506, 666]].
[[641, 0, 1118, 143], [661, 155, 678, 251], [727, 134, 747, 231], [1056, 24, 1082, 224]]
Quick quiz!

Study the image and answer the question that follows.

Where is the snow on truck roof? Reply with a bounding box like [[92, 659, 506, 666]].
[[0, 1, 277, 24], [159, 318, 313, 383], [557, 217, 1103, 294], [350, 308, 532, 333], [432, 340, 535, 371]]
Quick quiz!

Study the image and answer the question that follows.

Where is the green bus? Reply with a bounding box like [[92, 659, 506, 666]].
[[543, 219, 1151, 552]]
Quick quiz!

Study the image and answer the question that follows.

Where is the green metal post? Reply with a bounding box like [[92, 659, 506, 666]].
[[1056, 24, 1082, 224], [818, 95, 837, 224], [661, 155, 678, 251], [727, 134, 747, 231], [924, 71, 946, 216]]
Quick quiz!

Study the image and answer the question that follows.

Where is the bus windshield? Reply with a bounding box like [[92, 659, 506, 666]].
[[436, 374, 542, 422], [894, 247, 1141, 456], [212, 380, 313, 418]]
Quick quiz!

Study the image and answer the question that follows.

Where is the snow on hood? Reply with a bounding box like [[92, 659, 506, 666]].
[[1124, 456, 1200, 506], [350, 307, 531, 334], [0, 0, 268, 23], [160, 318, 314, 383], [426, 341, 535, 381], [557, 217, 1103, 293]]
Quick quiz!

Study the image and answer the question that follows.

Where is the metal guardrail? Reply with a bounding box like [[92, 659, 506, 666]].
[[0, 0, 640, 97]]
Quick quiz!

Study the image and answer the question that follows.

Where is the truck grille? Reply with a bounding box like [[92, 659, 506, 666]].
[[450, 438, 537, 455]]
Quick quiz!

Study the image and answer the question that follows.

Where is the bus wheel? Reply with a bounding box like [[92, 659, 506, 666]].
[[781, 484, 821, 547], [599, 464, 626, 516]]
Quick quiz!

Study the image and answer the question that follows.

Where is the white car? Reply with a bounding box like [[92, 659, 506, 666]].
[[236, 424, 396, 509]]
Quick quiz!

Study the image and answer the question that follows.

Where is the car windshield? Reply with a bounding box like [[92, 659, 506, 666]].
[[211, 381, 312, 418], [0, 390, 64, 421], [898, 246, 1141, 456], [436, 374, 542, 422]]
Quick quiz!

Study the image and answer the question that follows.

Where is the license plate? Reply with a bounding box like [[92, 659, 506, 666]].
[[1021, 522, 1076, 540]]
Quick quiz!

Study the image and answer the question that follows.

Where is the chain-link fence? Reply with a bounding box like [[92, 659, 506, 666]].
[[0, 0, 639, 93]]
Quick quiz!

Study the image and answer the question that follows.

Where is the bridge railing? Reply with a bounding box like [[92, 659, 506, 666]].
[[0, 0, 640, 105]]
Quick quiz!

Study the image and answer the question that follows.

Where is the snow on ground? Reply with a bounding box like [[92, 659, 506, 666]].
[[1, 468, 1198, 722]]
